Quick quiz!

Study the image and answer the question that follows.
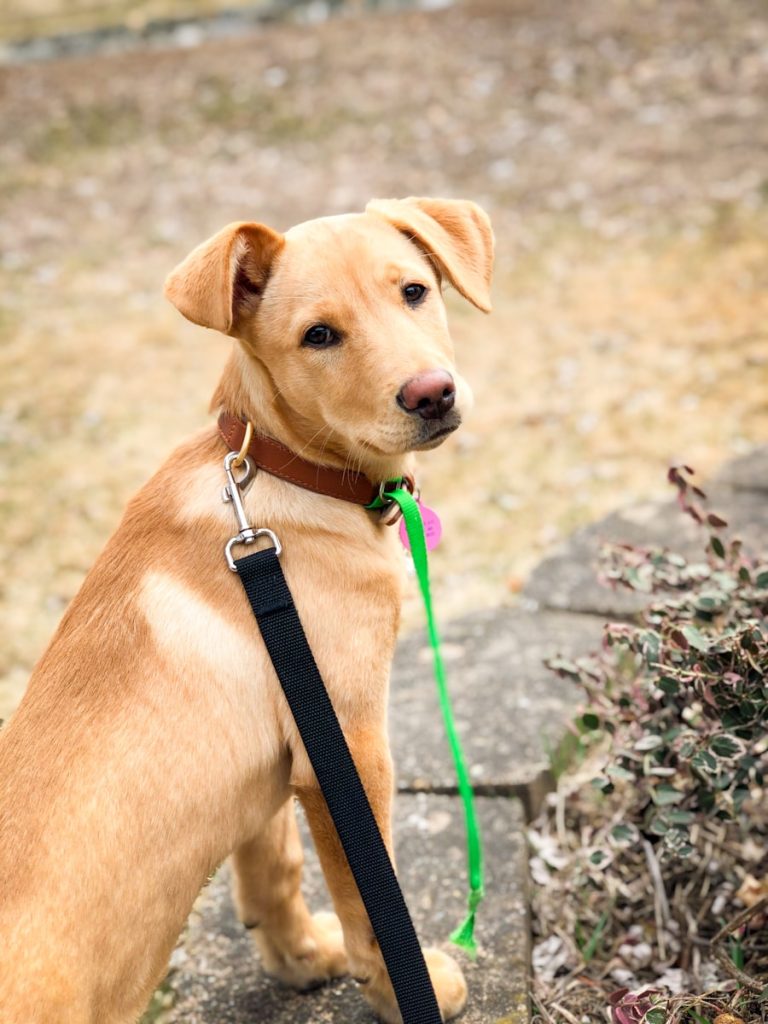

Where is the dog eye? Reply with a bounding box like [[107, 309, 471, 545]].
[[402, 283, 428, 307], [302, 324, 340, 348]]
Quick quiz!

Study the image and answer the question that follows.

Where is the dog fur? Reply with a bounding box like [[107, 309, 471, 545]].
[[0, 197, 493, 1023]]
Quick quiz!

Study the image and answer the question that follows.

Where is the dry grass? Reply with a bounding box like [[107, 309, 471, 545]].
[[2, 0, 768, 719], [0, 0, 273, 42]]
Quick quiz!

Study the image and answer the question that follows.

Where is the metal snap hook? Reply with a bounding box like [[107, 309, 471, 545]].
[[221, 451, 281, 570], [222, 452, 256, 532]]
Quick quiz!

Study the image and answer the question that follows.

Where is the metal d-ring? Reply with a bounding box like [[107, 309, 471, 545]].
[[377, 476, 418, 526], [225, 528, 282, 572]]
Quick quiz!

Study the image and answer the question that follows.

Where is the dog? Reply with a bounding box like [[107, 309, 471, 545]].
[[0, 196, 494, 1024]]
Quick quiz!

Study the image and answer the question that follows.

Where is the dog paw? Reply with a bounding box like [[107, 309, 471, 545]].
[[254, 910, 348, 990], [361, 946, 467, 1023], [423, 947, 467, 1020]]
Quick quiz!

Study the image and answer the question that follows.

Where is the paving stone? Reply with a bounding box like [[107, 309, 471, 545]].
[[389, 608, 604, 813], [162, 793, 529, 1024], [711, 446, 768, 493], [524, 483, 768, 619]]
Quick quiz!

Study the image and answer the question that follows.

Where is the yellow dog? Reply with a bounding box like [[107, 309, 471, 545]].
[[0, 197, 493, 1023]]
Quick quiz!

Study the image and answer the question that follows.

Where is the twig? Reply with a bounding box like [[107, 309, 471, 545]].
[[667, 992, 724, 1024], [690, 937, 701, 992], [550, 1001, 584, 1024], [713, 945, 765, 993], [556, 786, 566, 845], [710, 894, 768, 945], [531, 992, 558, 1024], [643, 839, 670, 960], [707, 894, 768, 994]]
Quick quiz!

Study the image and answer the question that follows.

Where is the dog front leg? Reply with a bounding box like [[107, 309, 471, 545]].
[[232, 796, 348, 989], [298, 736, 467, 1024]]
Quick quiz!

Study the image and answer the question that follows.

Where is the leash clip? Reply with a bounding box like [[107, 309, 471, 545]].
[[222, 451, 281, 571]]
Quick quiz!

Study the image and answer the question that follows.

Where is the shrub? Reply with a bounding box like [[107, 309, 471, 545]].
[[552, 465, 768, 860], [533, 467, 768, 1023]]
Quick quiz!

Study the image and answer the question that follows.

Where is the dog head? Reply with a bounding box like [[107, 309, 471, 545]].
[[165, 197, 493, 471]]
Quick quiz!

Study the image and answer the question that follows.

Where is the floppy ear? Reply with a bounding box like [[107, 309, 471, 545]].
[[365, 196, 494, 312], [164, 221, 285, 335]]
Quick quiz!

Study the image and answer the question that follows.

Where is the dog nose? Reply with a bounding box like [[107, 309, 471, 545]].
[[397, 370, 456, 421]]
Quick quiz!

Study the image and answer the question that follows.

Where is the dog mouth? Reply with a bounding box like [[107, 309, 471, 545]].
[[355, 411, 462, 457], [409, 414, 461, 451]]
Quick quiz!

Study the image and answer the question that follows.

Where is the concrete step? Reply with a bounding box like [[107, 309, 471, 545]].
[[524, 462, 768, 619], [390, 606, 604, 815], [159, 793, 529, 1024]]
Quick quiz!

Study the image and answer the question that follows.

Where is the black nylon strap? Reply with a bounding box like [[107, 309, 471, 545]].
[[234, 547, 442, 1024]]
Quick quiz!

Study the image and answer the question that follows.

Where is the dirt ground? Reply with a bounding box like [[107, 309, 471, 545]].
[[1, 0, 768, 720]]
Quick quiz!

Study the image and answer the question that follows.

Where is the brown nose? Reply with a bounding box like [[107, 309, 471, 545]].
[[397, 370, 456, 421]]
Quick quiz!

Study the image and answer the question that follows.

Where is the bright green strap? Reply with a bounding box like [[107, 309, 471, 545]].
[[385, 487, 484, 956]]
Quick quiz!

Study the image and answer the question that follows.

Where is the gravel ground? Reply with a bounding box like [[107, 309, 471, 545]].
[[1, 0, 768, 718]]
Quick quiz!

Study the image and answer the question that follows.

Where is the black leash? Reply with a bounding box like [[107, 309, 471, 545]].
[[233, 545, 443, 1024]]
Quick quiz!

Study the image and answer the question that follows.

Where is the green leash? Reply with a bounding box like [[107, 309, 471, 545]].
[[382, 486, 485, 956]]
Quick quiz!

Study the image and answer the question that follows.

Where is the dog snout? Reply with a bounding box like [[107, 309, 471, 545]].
[[397, 370, 456, 421]]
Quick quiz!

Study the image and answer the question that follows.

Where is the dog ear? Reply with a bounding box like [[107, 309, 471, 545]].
[[164, 222, 285, 335], [366, 197, 494, 312]]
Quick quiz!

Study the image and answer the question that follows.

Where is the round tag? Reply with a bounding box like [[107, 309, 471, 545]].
[[399, 502, 443, 552]]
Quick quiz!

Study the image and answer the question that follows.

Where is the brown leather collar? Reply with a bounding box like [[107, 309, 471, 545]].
[[218, 412, 383, 506]]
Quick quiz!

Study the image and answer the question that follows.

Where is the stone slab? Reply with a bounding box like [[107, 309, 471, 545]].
[[711, 446, 768, 493], [523, 486, 768, 619], [389, 608, 604, 812], [161, 793, 529, 1024]]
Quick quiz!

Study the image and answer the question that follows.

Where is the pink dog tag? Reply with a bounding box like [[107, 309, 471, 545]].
[[399, 502, 443, 552]]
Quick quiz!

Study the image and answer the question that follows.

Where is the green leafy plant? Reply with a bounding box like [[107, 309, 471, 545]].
[[534, 467, 768, 1024], [552, 466, 768, 859]]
